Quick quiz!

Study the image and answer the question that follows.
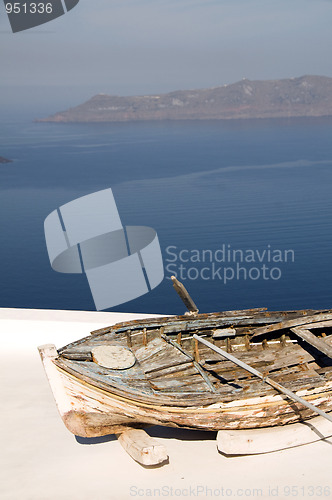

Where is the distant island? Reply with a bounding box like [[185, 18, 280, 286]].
[[0, 156, 12, 163], [38, 75, 332, 123]]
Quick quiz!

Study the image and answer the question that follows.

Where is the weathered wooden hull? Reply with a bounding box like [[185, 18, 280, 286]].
[[39, 332, 332, 437]]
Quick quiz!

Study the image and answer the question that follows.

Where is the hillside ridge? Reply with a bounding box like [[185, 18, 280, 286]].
[[39, 75, 332, 123]]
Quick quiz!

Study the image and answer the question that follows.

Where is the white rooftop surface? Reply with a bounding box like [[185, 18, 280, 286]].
[[1, 308, 331, 500]]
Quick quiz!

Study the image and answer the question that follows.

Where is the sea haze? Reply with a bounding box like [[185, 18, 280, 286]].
[[1, 117, 332, 315]]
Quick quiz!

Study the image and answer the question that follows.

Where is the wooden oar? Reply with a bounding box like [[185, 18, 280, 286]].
[[193, 334, 332, 424]]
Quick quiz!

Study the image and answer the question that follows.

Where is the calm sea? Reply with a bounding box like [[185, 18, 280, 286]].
[[1, 116, 332, 315]]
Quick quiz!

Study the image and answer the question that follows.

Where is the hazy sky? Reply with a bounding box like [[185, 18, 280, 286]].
[[1, 0, 332, 102]]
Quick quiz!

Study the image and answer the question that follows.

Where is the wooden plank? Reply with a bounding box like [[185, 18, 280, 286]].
[[291, 327, 332, 358], [250, 313, 332, 339], [134, 338, 171, 363], [136, 338, 190, 374], [90, 309, 322, 336], [144, 358, 192, 376], [116, 428, 168, 466], [149, 374, 207, 392], [212, 328, 236, 339], [217, 416, 332, 455], [155, 313, 317, 335], [146, 361, 194, 380], [299, 320, 332, 330], [89, 308, 266, 335]]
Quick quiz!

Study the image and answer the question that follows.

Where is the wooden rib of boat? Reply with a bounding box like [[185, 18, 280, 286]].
[[38, 279, 332, 464]]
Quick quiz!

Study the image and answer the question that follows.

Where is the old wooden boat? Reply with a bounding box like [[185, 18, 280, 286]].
[[39, 278, 332, 464]]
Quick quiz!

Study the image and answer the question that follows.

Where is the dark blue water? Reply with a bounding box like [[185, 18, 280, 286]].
[[1, 117, 332, 315]]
